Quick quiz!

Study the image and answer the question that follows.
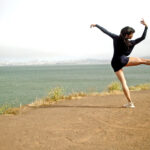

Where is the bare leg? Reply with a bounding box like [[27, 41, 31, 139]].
[[126, 57, 150, 67], [115, 69, 132, 103]]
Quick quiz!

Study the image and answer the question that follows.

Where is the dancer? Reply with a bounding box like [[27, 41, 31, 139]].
[[90, 19, 149, 108]]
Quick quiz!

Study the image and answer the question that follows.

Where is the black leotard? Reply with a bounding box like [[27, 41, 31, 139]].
[[95, 24, 148, 72]]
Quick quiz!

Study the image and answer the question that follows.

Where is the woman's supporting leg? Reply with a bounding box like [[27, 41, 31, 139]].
[[115, 69, 132, 102], [126, 57, 150, 67]]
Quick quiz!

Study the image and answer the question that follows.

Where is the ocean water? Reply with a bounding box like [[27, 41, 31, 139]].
[[0, 64, 150, 106]]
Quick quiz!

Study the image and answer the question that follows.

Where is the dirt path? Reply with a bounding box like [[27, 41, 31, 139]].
[[0, 90, 150, 150]]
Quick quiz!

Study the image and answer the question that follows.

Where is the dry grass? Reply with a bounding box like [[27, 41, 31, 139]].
[[107, 81, 121, 93], [1, 82, 150, 115], [48, 87, 64, 101], [0, 104, 10, 115], [3, 107, 21, 115], [0, 103, 22, 115], [28, 91, 88, 107], [129, 83, 150, 91]]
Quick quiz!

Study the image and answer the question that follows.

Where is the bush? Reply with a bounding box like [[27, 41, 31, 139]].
[[107, 81, 121, 92], [0, 104, 10, 115], [0, 102, 21, 115], [48, 87, 64, 101], [129, 83, 150, 91]]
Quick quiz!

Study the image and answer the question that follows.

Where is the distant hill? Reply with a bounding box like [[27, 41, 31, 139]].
[[0, 58, 110, 66], [1, 56, 150, 66], [143, 56, 150, 59], [55, 59, 110, 65]]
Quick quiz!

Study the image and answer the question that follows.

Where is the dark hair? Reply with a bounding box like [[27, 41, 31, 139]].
[[120, 26, 135, 38], [120, 26, 135, 48]]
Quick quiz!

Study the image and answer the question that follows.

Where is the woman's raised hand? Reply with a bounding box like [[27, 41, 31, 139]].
[[90, 24, 96, 28], [141, 19, 148, 27]]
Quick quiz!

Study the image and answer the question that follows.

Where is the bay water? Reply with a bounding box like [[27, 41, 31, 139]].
[[0, 64, 150, 106]]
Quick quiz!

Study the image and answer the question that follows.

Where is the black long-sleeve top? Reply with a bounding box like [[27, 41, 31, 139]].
[[95, 24, 148, 58]]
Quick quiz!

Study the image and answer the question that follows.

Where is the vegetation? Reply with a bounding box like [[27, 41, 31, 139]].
[[0, 103, 10, 115], [129, 83, 150, 91], [1, 82, 150, 115], [0, 102, 21, 115], [48, 87, 64, 101], [107, 81, 121, 92], [106, 82, 150, 92], [29, 88, 87, 107]]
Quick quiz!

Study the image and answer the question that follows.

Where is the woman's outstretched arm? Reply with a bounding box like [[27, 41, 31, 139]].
[[90, 24, 117, 39], [131, 19, 148, 45]]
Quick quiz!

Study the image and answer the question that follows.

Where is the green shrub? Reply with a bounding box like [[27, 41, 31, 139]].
[[129, 83, 150, 91], [0, 102, 21, 115], [48, 87, 64, 101], [107, 81, 121, 92], [0, 104, 10, 115]]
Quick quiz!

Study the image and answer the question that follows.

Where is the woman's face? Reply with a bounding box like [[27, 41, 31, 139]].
[[125, 33, 133, 39]]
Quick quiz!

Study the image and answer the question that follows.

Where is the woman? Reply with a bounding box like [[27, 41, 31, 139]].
[[90, 19, 149, 108]]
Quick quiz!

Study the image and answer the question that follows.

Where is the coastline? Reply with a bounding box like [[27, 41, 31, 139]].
[[1, 64, 150, 107], [1, 82, 150, 115], [0, 89, 150, 150]]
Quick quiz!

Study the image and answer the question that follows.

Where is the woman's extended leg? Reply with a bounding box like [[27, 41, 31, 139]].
[[126, 57, 150, 67], [115, 69, 132, 103]]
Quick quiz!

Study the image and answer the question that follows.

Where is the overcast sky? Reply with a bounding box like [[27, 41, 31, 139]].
[[0, 0, 149, 62]]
